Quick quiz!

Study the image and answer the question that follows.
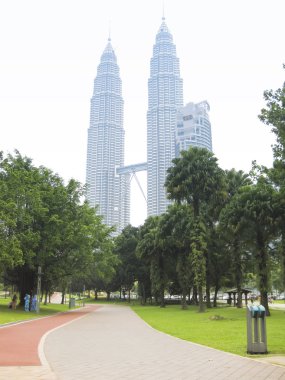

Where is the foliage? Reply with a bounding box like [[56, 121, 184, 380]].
[[136, 216, 172, 307], [259, 69, 285, 296], [166, 147, 226, 311], [218, 169, 253, 307], [166, 147, 225, 217], [259, 68, 285, 162], [114, 225, 140, 300], [221, 180, 276, 315], [162, 204, 193, 309], [0, 151, 115, 303]]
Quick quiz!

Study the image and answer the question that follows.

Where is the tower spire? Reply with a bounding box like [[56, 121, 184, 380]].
[[162, 0, 165, 21], [108, 19, 111, 42]]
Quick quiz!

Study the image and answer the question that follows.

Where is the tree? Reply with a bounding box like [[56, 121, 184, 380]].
[[259, 70, 285, 296], [166, 147, 225, 312], [0, 152, 50, 303], [221, 180, 276, 315], [52, 183, 116, 301], [166, 147, 225, 218], [0, 151, 116, 305], [160, 204, 193, 309], [259, 68, 285, 162], [218, 169, 252, 308], [136, 216, 170, 307], [0, 153, 23, 271], [114, 225, 140, 301]]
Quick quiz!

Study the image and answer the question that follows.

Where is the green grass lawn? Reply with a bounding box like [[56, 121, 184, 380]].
[[132, 304, 285, 357], [0, 298, 70, 325]]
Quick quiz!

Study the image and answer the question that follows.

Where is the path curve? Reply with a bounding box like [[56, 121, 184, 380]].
[[0, 305, 99, 366], [44, 304, 285, 380]]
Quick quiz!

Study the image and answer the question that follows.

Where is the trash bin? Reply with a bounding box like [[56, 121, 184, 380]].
[[69, 298, 76, 308], [246, 304, 267, 354], [251, 305, 259, 318]]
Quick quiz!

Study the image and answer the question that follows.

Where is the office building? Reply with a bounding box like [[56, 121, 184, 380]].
[[176, 101, 212, 155], [86, 38, 130, 233], [147, 18, 183, 216]]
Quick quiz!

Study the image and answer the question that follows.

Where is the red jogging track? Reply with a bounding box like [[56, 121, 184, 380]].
[[0, 305, 100, 366]]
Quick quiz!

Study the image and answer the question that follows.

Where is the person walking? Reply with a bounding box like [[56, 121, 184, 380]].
[[31, 294, 37, 311], [11, 294, 18, 309], [24, 293, 30, 312]]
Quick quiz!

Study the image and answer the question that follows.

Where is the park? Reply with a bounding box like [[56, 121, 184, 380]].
[[0, 63, 285, 379]]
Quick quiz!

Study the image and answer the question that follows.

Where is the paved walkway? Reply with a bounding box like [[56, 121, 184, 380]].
[[0, 305, 285, 379]]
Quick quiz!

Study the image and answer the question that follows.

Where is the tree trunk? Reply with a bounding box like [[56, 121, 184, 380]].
[[205, 252, 212, 308], [181, 289, 188, 309], [213, 284, 219, 308], [160, 285, 165, 308], [237, 288, 242, 308], [282, 232, 285, 295], [187, 287, 192, 304], [193, 285, 198, 305], [61, 290, 65, 305], [106, 291, 110, 301], [198, 285, 205, 312], [205, 284, 211, 308], [154, 294, 158, 305], [19, 266, 36, 306], [44, 290, 48, 305], [128, 289, 131, 303], [140, 283, 146, 305], [177, 254, 190, 309], [257, 230, 270, 316], [234, 239, 243, 308]]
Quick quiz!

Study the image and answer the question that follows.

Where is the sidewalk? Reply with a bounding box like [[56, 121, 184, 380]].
[[0, 304, 285, 379]]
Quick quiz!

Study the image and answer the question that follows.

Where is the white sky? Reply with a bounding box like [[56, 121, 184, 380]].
[[0, 0, 284, 227]]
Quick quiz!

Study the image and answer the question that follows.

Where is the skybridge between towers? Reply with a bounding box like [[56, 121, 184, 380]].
[[116, 162, 147, 202]]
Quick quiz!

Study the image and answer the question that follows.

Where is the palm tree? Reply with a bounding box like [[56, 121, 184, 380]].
[[166, 147, 225, 312], [136, 216, 169, 307], [160, 204, 193, 309], [220, 169, 252, 308], [221, 180, 276, 315]]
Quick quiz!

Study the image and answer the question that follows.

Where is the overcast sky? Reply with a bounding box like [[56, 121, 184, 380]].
[[0, 0, 284, 226]]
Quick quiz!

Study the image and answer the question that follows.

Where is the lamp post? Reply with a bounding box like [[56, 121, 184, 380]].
[[36, 266, 42, 313]]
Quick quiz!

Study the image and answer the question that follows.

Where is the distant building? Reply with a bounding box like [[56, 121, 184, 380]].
[[86, 38, 130, 234], [147, 17, 183, 217], [86, 23, 213, 230], [176, 101, 212, 155]]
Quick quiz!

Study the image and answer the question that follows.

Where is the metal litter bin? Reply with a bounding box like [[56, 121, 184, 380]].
[[69, 298, 76, 309], [246, 305, 267, 354]]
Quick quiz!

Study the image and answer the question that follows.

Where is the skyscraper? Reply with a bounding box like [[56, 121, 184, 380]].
[[86, 38, 130, 233], [147, 17, 183, 217], [176, 101, 212, 155]]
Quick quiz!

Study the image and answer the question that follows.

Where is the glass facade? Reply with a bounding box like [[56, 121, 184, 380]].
[[86, 39, 130, 234], [147, 18, 183, 216], [176, 101, 212, 155]]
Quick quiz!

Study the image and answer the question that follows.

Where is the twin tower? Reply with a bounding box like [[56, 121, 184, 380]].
[[86, 17, 212, 234]]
